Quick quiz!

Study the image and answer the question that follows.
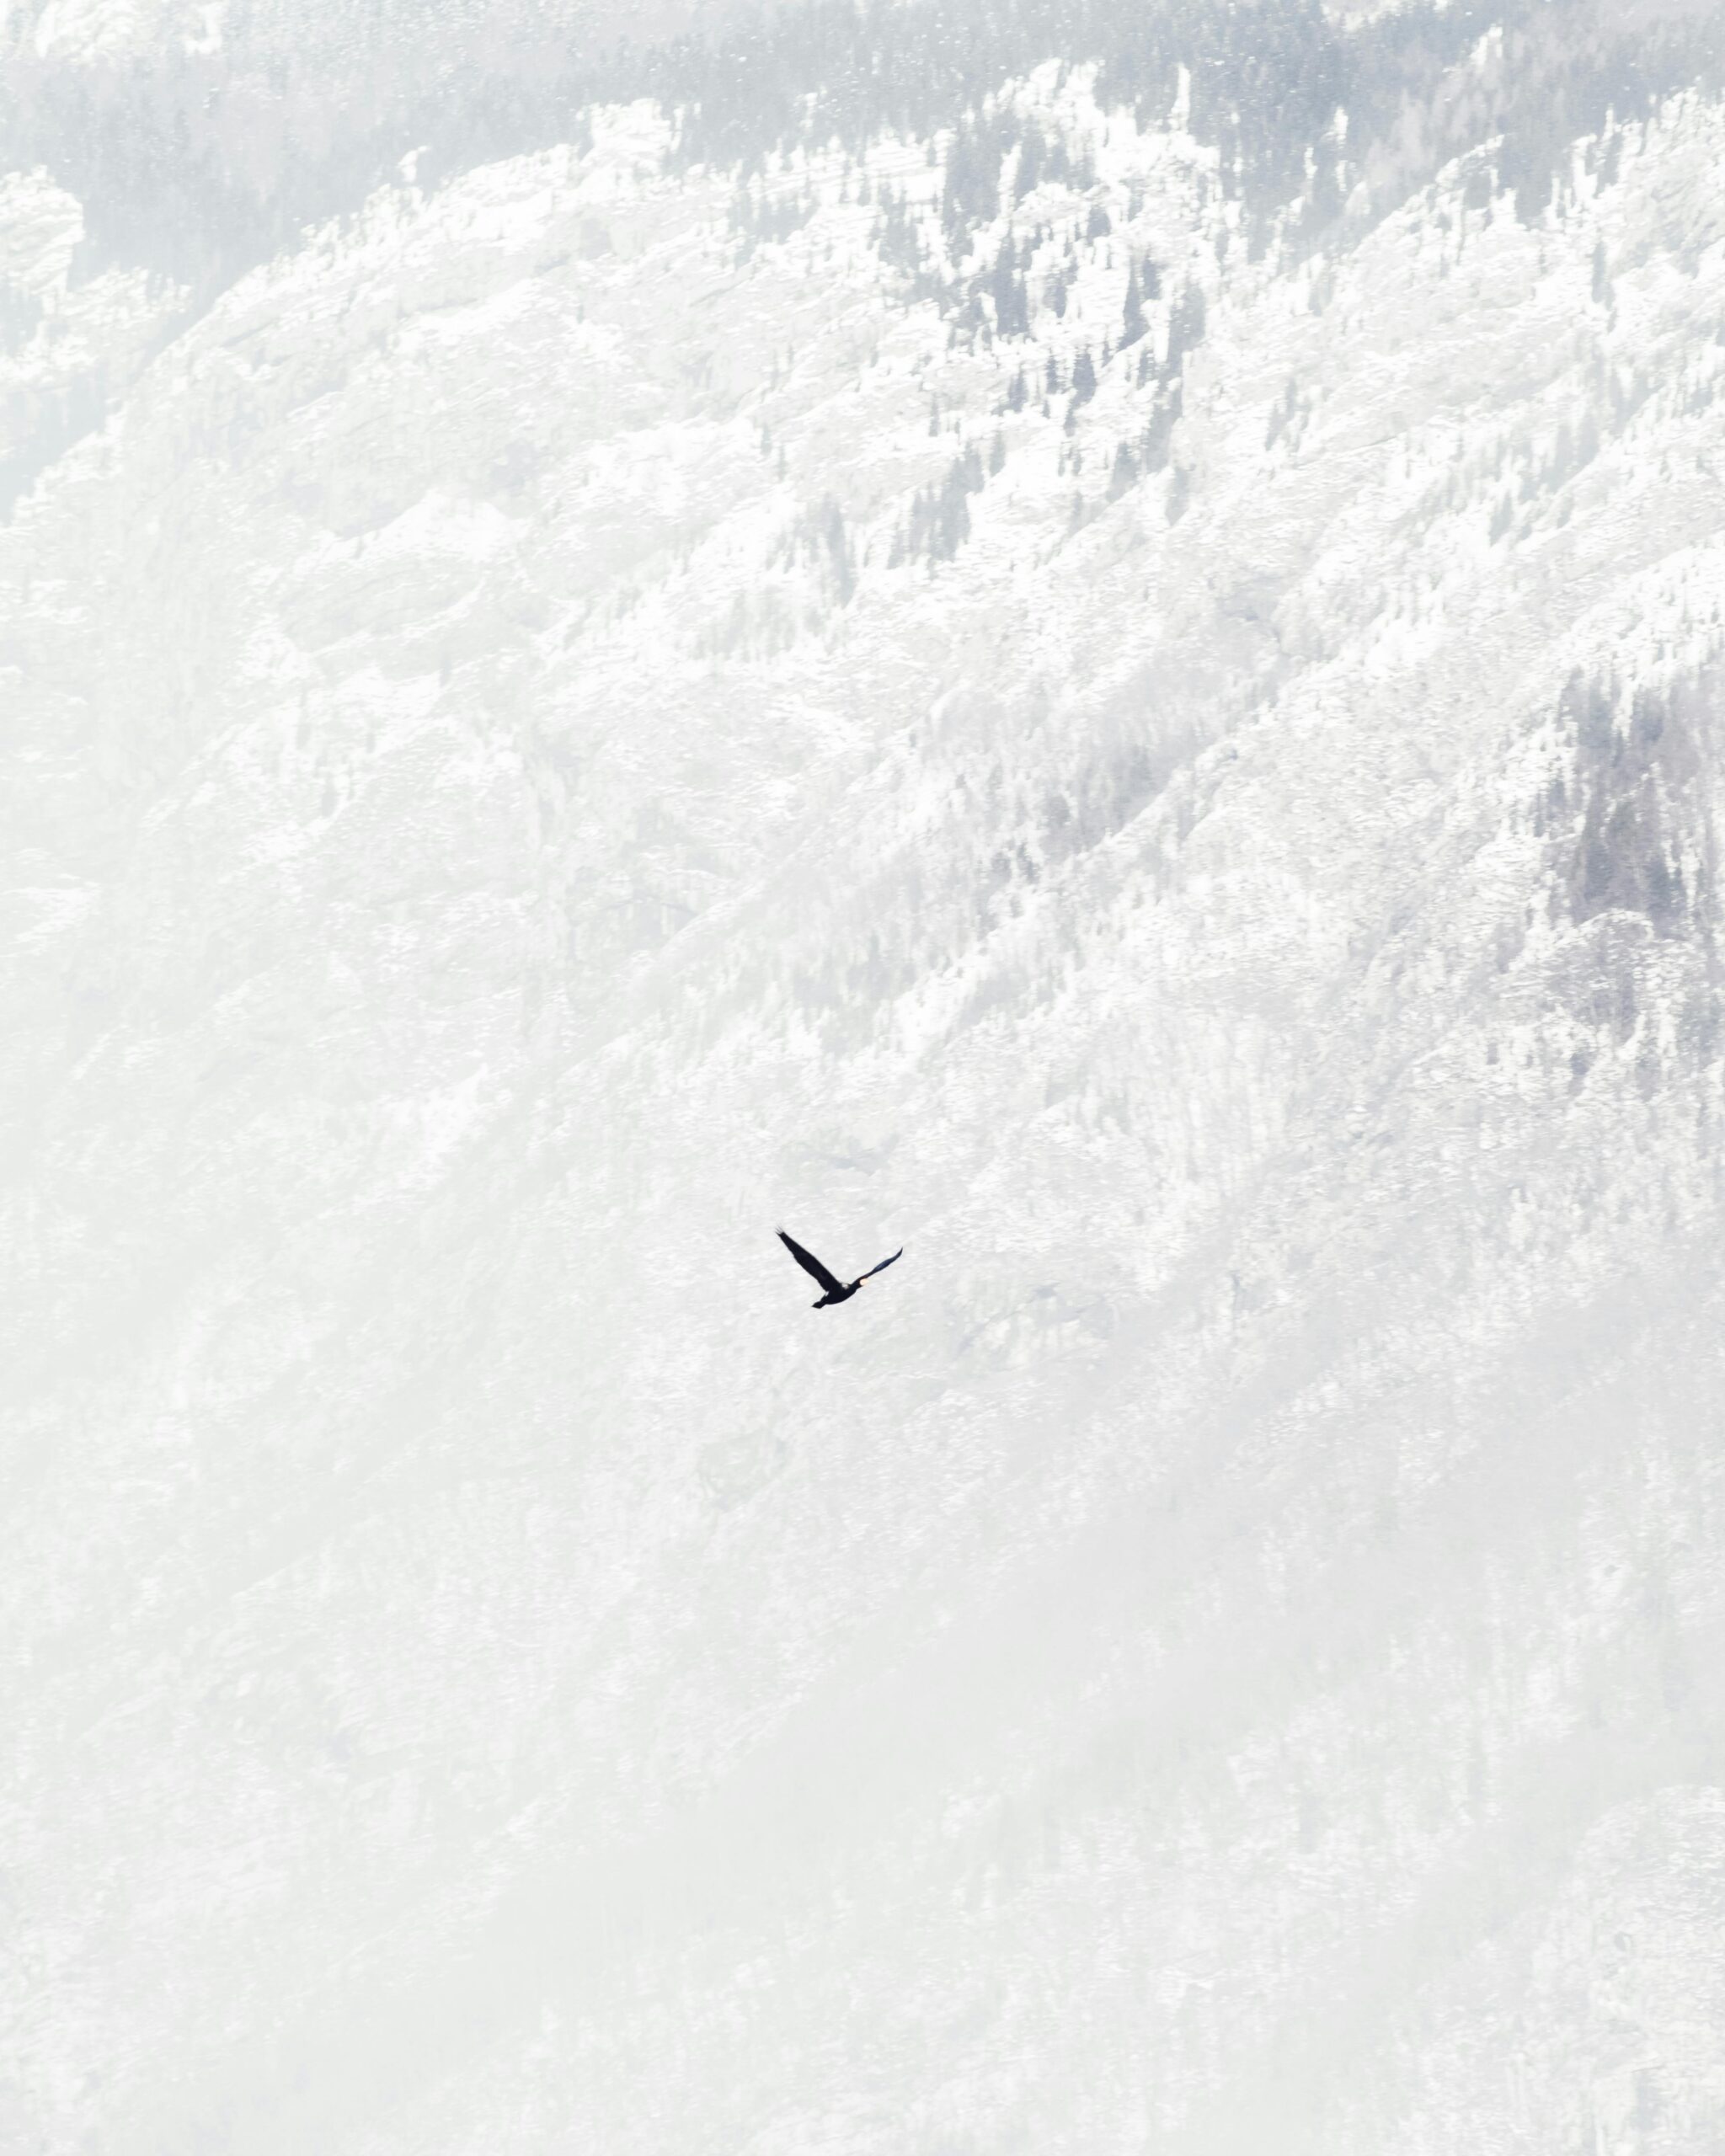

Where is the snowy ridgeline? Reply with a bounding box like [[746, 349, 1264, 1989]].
[[4, 19, 1725, 2156]]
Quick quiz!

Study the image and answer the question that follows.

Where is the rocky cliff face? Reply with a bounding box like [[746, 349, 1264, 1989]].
[[5, 8, 1725, 2151]]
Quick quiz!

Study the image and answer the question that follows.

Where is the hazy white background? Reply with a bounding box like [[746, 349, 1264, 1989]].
[[4, 0, 1725, 2148]]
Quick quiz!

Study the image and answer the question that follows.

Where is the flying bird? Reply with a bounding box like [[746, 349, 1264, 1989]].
[[778, 1230, 903, 1309]]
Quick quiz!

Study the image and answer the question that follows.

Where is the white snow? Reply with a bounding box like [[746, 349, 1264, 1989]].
[[4, 53, 1725, 2156]]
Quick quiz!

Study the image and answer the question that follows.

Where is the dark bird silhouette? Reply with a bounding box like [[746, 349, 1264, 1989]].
[[778, 1230, 903, 1308]]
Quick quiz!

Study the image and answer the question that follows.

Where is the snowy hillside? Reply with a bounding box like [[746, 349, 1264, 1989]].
[[5, 4, 1725, 2151]]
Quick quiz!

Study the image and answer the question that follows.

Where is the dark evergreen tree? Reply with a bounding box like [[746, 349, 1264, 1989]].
[[989, 238, 1029, 337], [875, 187, 927, 281], [1120, 259, 1147, 347], [1164, 283, 1208, 379], [943, 110, 1006, 250], [1140, 384, 1182, 472], [890, 443, 988, 565]]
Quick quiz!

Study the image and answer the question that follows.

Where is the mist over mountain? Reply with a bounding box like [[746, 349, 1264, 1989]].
[[5, 2, 1725, 2150]]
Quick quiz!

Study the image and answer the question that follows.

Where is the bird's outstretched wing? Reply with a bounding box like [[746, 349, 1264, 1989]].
[[857, 1247, 904, 1283], [779, 1230, 844, 1296]]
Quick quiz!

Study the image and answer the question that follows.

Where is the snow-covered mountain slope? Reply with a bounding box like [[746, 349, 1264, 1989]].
[[7, 0, 718, 66], [5, 40, 1725, 2156]]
